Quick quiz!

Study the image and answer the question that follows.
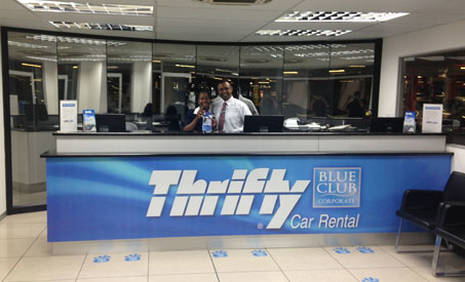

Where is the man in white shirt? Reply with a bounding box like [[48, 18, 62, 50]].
[[212, 81, 252, 133]]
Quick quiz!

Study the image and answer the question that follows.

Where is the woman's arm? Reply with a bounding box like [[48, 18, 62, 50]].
[[183, 109, 204, 132]]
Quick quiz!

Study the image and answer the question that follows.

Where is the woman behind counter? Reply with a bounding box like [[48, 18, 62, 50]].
[[183, 90, 217, 132]]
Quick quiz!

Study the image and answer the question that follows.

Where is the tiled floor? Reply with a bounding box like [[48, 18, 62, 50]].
[[1, 212, 465, 282]]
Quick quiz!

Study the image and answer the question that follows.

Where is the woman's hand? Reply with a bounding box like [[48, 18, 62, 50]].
[[212, 116, 217, 128], [195, 109, 205, 120]]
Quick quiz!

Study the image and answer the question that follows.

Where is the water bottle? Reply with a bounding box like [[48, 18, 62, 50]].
[[202, 111, 213, 133]]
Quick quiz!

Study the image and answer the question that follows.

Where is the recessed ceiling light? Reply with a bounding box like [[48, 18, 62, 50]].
[[50, 21, 153, 32], [175, 64, 195, 68], [276, 11, 409, 22], [283, 71, 298, 75], [16, 0, 153, 16], [256, 29, 351, 37], [25, 34, 127, 46]]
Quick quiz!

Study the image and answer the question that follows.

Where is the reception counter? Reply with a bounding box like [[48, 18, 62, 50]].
[[43, 132, 451, 253]]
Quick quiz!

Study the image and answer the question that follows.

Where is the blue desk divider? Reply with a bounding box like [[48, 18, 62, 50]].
[[46, 154, 451, 242]]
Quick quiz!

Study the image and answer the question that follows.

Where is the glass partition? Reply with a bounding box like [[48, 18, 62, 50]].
[[7, 31, 57, 208], [400, 49, 465, 129]]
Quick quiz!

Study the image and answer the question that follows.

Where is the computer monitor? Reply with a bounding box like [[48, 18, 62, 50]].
[[370, 117, 404, 133], [24, 103, 48, 121], [244, 115, 284, 132], [95, 114, 125, 132]]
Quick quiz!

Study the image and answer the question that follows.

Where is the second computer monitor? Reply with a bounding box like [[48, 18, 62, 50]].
[[95, 114, 125, 132], [244, 115, 284, 132]]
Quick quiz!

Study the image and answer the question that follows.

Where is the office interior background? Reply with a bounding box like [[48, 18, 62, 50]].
[[0, 0, 465, 215]]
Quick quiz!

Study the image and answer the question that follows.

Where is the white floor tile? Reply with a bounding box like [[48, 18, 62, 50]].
[[268, 247, 342, 270], [285, 269, 357, 282], [218, 271, 287, 282], [326, 246, 405, 269], [350, 267, 427, 282], [1, 211, 47, 225], [0, 223, 45, 239], [0, 238, 35, 258], [79, 252, 148, 279], [149, 273, 218, 282], [4, 255, 85, 281], [149, 250, 214, 275], [78, 276, 147, 282], [211, 249, 280, 273], [412, 266, 465, 282], [0, 258, 20, 281], [24, 234, 53, 257]]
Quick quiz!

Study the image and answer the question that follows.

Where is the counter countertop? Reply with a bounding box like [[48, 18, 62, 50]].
[[41, 150, 453, 158], [53, 131, 447, 137]]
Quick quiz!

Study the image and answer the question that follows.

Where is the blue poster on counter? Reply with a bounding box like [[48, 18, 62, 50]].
[[46, 154, 451, 242]]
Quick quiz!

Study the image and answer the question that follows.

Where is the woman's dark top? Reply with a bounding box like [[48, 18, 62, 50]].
[[185, 108, 202, 132]]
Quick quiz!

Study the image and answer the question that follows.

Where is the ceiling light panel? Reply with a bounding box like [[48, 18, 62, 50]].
[[16, 0, 153, 16], [50, 21, 153, 32], [276, 11, 409, 23], [256, 29, 351, 37]]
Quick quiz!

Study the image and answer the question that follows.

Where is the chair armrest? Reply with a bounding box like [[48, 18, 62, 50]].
[[437, 202, 465, 228], [400, 189, 443, 210]]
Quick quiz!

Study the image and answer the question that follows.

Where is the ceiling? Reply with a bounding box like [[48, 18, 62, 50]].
[[1, 0, 465, 42]]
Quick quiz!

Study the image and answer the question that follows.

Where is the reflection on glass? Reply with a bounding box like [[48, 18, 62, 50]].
[[8, 31, 58, 208], [58, 36, 107, 113], [239, 45, 283, 115], [107, 40, 152, 114], [283, 43, 374, 118]]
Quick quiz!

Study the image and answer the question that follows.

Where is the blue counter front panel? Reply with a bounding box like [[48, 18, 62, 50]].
[[47, 155, 451, 242]]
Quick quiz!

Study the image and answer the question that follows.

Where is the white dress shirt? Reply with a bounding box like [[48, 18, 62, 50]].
[[212, 96, 252, 133]]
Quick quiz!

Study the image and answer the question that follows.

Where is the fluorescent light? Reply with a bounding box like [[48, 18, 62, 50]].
[[21, 63, 42, 68], [276, 11, 409, 23], [50, 21, 153, 32], [17, 0, 153, 16], [256, 29, 351, 37], [152, 59, 161, 63], [349, 65, 366, 68], [107, 66, 119, 70], [283, 71, 298, 75], [258, 81, 270, 84], [329, 69, 345, 73], [460, 66, 465, 70], [175, 64, 195, 68], [8, 41, 49, 49], [72, 65, 79, 69]]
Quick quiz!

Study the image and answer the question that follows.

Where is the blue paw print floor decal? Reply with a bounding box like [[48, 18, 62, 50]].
[[93, 255, 111, 263], [251, 249, 268, 257], [212, 250, 228, 258], [333, 247, 351, 254], [362, 277, 379, 282], [357, 246, 375, 254], [125, 254, 141, 262]]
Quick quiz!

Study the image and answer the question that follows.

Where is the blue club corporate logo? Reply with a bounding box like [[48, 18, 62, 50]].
[[312, 167, 361, 208]]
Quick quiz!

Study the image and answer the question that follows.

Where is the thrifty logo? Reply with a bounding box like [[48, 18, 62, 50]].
[[146, 169, 311, 229]]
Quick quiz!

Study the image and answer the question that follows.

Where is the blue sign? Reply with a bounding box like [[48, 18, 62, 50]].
[[313, 167, 361, 208], [46, 154, 451, 242]]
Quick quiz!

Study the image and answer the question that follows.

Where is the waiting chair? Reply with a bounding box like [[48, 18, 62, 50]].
[[395, 171, 465, 252], [432, 202, 465, 277]]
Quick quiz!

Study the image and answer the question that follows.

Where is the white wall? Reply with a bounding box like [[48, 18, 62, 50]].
[[379, 19, 465, 117], [131, 62, 152, 113], [0, 29, 6, 216], [77, 62, 107, 113], [43, 61, 58, 115], [446, 144, 465, 173]]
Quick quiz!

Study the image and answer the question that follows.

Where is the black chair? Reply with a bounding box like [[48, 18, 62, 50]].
[[432, 202, 465, 277], [395, 171, 465, 252]]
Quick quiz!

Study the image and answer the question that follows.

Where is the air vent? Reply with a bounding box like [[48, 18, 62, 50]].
[[194, 0, 271, 5]]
